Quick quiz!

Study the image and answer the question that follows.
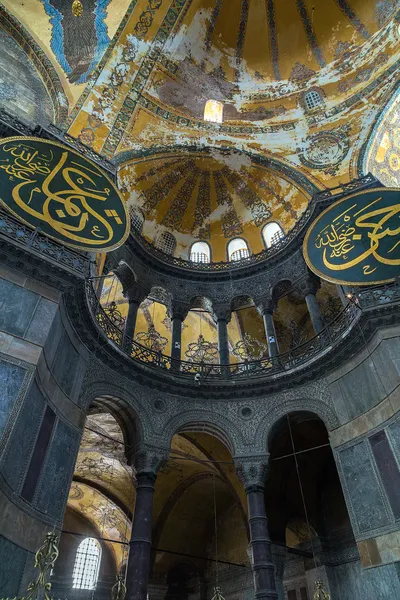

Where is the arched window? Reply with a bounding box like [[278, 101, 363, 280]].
[[72, 538, 101, 590], [130, 207, 145, 234], [204, 99, 224, 124], [228, 238, 250, 262], [155, 232, 177, 255], [262, 222, 285, 248], [189, 241, 211, 264], [304, 90, 324, 111]]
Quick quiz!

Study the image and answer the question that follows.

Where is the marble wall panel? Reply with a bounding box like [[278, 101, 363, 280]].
[[35, 418, 80, 522], [0, 380, 45, 493], [388, 418, 400, 463], [330, 560, 400, 600], [0, 357, 26, 437], [0, 534, 29, 596], [0, 278, 39, 338], [339, 442, 390, 533], [51, 332, 81, 398]]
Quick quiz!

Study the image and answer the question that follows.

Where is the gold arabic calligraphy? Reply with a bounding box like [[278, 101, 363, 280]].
[[314, 196, 400, 272], [0, 141, 123, 247]]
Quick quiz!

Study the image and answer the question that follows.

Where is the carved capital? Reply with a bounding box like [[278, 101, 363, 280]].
[[235, 455, 270, 491], [113, 261, 136, 295], [168, 301, 190, 322], [213, 304, 232, 323], [256, 298, 275, 316], [130, 443, 169, 476], [126, 283, 149, 306], [295, 274, 320, 298]]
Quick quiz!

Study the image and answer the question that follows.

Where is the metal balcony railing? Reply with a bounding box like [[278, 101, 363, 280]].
[[189, 252, 210, 264], [86, 279, 400, 384]]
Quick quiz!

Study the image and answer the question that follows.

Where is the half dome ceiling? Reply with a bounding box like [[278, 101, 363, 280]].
[[118, 150, 309, 260]]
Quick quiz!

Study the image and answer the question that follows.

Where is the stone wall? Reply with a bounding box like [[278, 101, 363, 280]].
[[0, 266, 88, 596]]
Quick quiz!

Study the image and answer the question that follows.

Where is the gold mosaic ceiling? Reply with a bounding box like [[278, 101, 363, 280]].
[[118, 151, 309, 258]]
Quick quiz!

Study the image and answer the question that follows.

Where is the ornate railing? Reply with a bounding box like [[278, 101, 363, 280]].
[[86, 279, 400, 384], [129, 173, 380, 273], [0, 207, 90, 276]]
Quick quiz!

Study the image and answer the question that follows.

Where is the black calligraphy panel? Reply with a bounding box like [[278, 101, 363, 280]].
[[0, 136, 129, 252], [303, 188, 400, 285]]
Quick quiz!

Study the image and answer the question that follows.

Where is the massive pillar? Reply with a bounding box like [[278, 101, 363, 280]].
[[126, 446, 168, 600], [257, 301, 279, 358], [236, 457, 278, 600], [213, 306, 232, 367], [169, 303, 189, 370]]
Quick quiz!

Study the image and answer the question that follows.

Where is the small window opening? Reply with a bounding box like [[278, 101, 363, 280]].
[[228, 238, 250, 262], [304, 90, 324, 110], [204, 100, 224, 124], [130, 207, 145, 234], [190, 241, 211, 263], [155, 232, 177, 256], [72, 538, 101, 590], [262, 222, 285, 248]]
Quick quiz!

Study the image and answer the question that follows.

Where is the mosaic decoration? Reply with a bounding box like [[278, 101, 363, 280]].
[[236, 0, 250, 73], [295, 0, 325, 67], [0, 137, 129, 251], [161, 168, 199, 229], [205, 0, 223, 51], [334, 0, 370, 39], [232, 333, 267, 361], [366, 87, 400, 187], [375, 0, 400, 27], [142, 160, 193, 212], [266, 0, 280, 80], [40, 0, 112, 84], [192, 170, 211, 235], [185, 334, 219, 363], [338, 52, 389, 93], [135, 324, 168, 352], [222, 166, 271, 227], [289, 62, 316, 82], [303, 188, 400, 286], [298, 130, 350, 175]]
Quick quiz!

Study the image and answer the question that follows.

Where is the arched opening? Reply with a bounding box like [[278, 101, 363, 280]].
[[303, 89, 324, 112], [266, 411, 354, 598], [155, 231, 177, 256], [227, 238, 250, 262], [189, 241, 211, 264], [262, 222, 285, 249], [51, 404, 135, 597], [72, 537, 102, 590], [204, 99, 224, 124], [151, 430, 249, 598]]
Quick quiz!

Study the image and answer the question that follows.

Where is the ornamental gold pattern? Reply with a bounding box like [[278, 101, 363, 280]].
[[22, 532, 59, 600]]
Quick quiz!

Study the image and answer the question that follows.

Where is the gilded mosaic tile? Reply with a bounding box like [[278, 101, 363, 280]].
[[161, 168, 199, 230]]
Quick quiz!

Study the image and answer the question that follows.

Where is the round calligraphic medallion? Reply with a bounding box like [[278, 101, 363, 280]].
[[303, 188, 400, 286], [0, 137, 130, 252]]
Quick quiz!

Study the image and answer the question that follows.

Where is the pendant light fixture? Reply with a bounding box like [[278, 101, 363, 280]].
[[72, 0, 83, 16]]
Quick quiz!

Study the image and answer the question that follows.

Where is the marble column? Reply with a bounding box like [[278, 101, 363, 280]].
[[214, 307, 232, 368], [302, 277, 324, 335], [170, 303, 189, 370], [123, 285, 147, 351], [257, 301, 279, 358], [126, 447, 168, 600], [236, 458, 278, 600]]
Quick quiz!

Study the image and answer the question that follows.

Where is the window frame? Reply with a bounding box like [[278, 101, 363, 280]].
[[227, 237, 250, 262], [189, 241, 212, 264], [72, 537, 102, 590], [155, 231, 177, 256], [262, 221, 285, 249], [204, 99, 224, 124]]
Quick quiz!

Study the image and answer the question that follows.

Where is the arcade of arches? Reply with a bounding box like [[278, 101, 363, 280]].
[[0, 2, 399, 600]]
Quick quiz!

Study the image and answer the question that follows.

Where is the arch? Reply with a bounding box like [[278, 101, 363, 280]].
[[189, 295, 214, 313], [78, 381, 150, 453], [114, 145, 322, 199], [155, 231, 177, 256], [0, 6, 68, 125], [189, 241, 211, 264], [111, 260, 137, 294], [262, 222, 285, 249], [301, 88, 325, 112], [162, 411, 247, 456], [227, 238, 250, 262], [72, 537, 102, 590], [254, 398, 339, 453]]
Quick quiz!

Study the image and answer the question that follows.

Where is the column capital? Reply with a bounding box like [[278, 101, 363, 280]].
[[213, 304, 232, 323], [126, 283, 149, 306], [235, 455, 270, 491], [295, 274, 320, 298], [256, 298, 275, 316], [168, 301, 190, 322], [129, 443, 169, 477]]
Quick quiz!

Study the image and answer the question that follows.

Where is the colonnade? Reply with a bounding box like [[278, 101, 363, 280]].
[[126, 446, 278, 600], [120, 275, 328, 365]]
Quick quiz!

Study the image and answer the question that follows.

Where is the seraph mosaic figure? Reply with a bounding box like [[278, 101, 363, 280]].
[[41, 0, 111, 84]]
